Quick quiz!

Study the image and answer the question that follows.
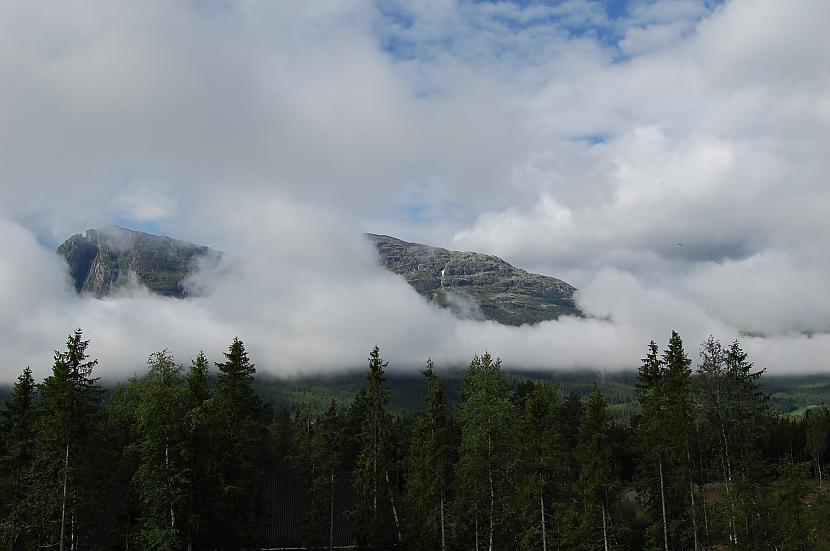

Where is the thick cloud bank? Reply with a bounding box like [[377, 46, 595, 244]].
[[2, 0, 830, 378]]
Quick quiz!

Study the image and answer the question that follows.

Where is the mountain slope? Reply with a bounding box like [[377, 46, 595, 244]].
[[56, 227, 578, 325], [367, 233, 578, 325], [57, 225, 217, 298]]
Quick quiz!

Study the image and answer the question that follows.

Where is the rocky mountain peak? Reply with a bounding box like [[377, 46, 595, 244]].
[[57, 225, 217, 298], [366, 233, 578, 325]]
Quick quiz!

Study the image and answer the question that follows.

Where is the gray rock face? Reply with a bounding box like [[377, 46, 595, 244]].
[[57, 225, 217, 298], [367, 234, 578, 326], [56, 227, 578, 325]]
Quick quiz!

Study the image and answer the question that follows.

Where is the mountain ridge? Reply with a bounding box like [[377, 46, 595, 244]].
[[367, 233, 578, 325], [57, 225, 217, 298], [56, 226, 578, 325]]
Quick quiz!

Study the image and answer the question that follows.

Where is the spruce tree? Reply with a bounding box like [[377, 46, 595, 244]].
[[634, 333, 695, 551], [211, 337, 268, 548], [306, 400, 343, 550], [0, 366, 37, 549], [454, 352, 519, 550], [186, 351, 210, 404], [352, 346, 400, 550], [404, 359, 453, 551], [182, 351, 214, 549], [28, 329, 100, 551], [131, 350, 190, 550], [697, 336, 770, 547], [804, 406, 829, 486], [577, 386, 616, 551], [518, 382, 561, 551]]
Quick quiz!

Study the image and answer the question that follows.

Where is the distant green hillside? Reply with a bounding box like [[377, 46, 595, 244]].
[[254, 370, 830, 422], [4, 371, 827, 422]]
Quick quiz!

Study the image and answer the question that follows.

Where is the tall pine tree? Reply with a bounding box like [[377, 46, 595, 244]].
[[28, 329, 100, 551], [404, 359, 453, 551], [0, 366, 37, 549], [131, 350, 190, 550], [454, 352, 519, 551], [577, 386, 617, 551], [352, 346, 400, 550], [518, 382, 561, 551], [211, 337, 269, 548]]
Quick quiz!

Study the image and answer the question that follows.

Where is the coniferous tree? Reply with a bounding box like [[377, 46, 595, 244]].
[[518, 382, 561, 551], [454, 352, 519, 551], [307, 400, 343, 550], [661, 331, 695, 550], [0, 366, 37, 549], [634, 333, 695, 551], [404, 359, 453, 551], [271, 405, 294, 469], [352, 346, 400, 550], [132, 350, 190, 550], [211, 337, 269, 548], [577, 387, 617, 551], [804, 406, 829, 486], [28, 329, 100, 551], [182, 351, 214, 550], [697, 336, 770, 547], [186, 351, 210, 404]]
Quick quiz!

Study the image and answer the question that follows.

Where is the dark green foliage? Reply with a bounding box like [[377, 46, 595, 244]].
[[352, 346, 400, 550], [209, 337, 271, 548], [0, 367, 36, 548], [404, 360, 453, 551], [695, 335, 773, 549], [130, 350, 190, 550], [517, 382, 561, 551], [633, 332, 696, 550], [804, 406, 829, 484], [577, 386, 618, 550], [454, 352, 520, 549], [1, 329, 828, 550], [306, 400, 343, 549], [27, 329, 101, 550]]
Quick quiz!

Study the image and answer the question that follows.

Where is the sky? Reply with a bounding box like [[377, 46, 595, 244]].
[[2, 0, 830, 380]]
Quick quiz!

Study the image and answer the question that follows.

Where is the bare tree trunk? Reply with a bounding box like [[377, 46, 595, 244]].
[[329, 471, 335, 551], [702, 482, 710, 550], [373, 426, 378, 515], [601, 502, 609, 551], [440, 488, 446, 551], [818, 458, 823, 487], [165, 443, 175, 531], [475, 513, 480, 551], [659, 459, 669, 551], [720, 454, 737, 545], [59, 441, 69, 551], [385, 470, 402, 543], [690, 478, 699, 551], [488, 432, 494, 551], [540, 485, 548, 551], [717, 395, 737, 546], [688, 449, 699, 551]]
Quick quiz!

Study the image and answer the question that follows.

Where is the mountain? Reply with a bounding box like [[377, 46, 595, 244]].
[[56, 227, 578, 325], [57, 225, 217, 298], [367, 234, 578, 325]]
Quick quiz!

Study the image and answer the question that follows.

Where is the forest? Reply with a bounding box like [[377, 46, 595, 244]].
[[0, 329, 829, 550]]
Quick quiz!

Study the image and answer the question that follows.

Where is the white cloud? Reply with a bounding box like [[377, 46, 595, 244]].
[[116, 185, 177, 222], [1, 0, 830, 379]]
